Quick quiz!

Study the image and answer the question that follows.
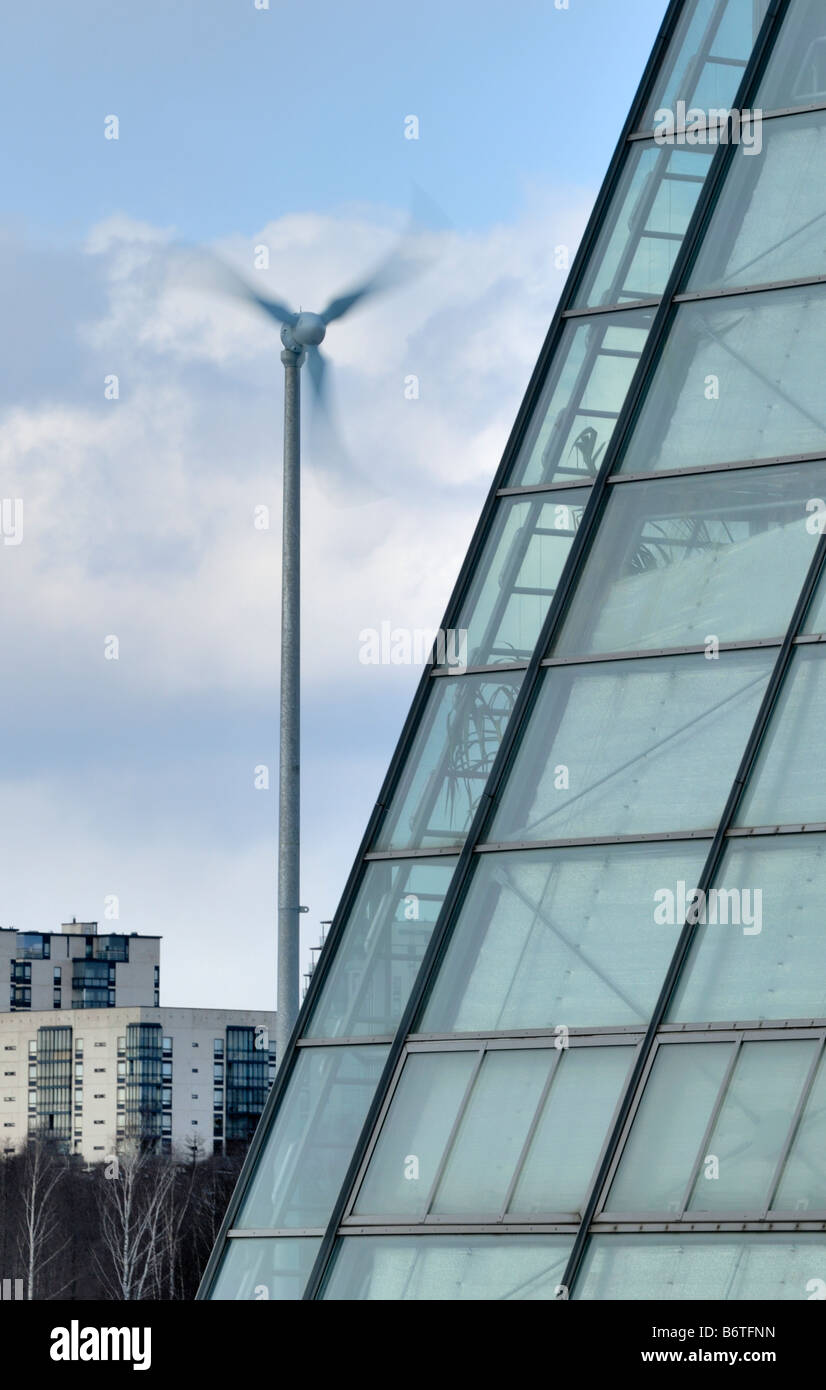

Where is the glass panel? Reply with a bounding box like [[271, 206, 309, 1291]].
[[322, 1235, 572, 1301], [556, 464, 824, 656], [489, 651, 772, 842], [373, 671, 523, 851], [688, 109, 826, 292], [640, 0, 764, 130], [353, 1050, 476, 1219], [669, 835, 826, 1023], [757, 0, 826, 112], [235, 1044, 388, 1230], [506, 308, 654, 488], [576, 1233, 826, 1300], [511, 1045, 634, 1215], [620, 284, 826, 474], [431, 1049, 549, 1216], [774, 1048, 826, 1211], [209, 1237, 321, 1301], [735, 647, 826, 827], [455, 492, 588, 666], [420, 841, 709, 1033], [605, 1042, 733, 1213], [687, 1040, 816, 1212], [573, 144, 712, 309], [304, 858, 457, 1040]]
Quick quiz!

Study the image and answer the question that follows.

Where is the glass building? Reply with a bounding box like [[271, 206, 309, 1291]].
[[201, 0, 826, 1300]]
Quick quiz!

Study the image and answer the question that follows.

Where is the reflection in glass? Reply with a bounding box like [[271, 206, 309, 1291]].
[[757, 0, 826, 112], [353, 1050, 476, 1219], [688, 109, 826, 292], [669, 835, 826, 1024], [236, 1045, 388, 1230], [620, 285, 826, 473], [605, 1042, 733, 1212], [455, 492, 588, 666], [305, 858, 456, 1040], [507, 309, 653, 488], [577, 1233, 826, 1300], [640, 0, 764, 131], [489, 651, 772, 842], [210, 1237, 321, 1301], [420, 842, 708, 1032], [373, 671, 524, 852], [736, 647, 826, 828], [574, 144, 712, 309], [322, 1235, 572, 1300], [556, 464, 824, 655]]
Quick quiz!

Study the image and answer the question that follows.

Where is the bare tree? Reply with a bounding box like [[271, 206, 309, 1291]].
[[94, 1141, 176, 1300], [17, 1138, 69, 1300]]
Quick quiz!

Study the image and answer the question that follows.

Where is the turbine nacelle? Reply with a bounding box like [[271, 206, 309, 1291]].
[[291, 312, 327, 347]]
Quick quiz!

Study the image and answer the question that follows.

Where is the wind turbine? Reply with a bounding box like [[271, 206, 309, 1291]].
[[184, 229, 427, 1069]]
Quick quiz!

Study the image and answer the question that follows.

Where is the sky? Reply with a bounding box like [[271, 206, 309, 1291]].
[[0, 0, 668, 1011]]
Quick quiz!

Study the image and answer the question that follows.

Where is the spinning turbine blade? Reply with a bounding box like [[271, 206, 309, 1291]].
[[304, 346, 383, 507], [174, 246, 295, 326]]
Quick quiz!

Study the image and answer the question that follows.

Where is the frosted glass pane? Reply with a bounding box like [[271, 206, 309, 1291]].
[[432, 1049, 549, 1216], [236, 1044, 388, 1230], [421, 841, 708, 1032], [606, 1042, 732, 1213], [557, 464, 824, 655], [577, 1233, 826, 1300], [323, 1235, 572, 1300], [353, 1050, 476, 1219], [689, 110, 826, 292], [507, 309, 654, 487], [455, 492, 588, 666], [210, 1237, 321, 1301], [775, 1050, 826, 1212], [669, 835, 826, 1023], [489, 651, 772, 841], [305, 858, 456, 1040], [511, 1046, 634, 1215], [687, 1040, 816, 1212], [374, 671, 523, 851], [736, 647, 826, 828], [620, 285, 826, 473]]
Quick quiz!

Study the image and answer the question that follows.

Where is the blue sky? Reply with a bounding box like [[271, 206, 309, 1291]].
[[0, 0, 667, 1010]]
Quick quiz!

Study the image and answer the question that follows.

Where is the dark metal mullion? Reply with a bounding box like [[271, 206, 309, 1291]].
[[677, 1037, 742, 1217], [298, 0, 744, 1303], [764, 1033, 826, 1216]]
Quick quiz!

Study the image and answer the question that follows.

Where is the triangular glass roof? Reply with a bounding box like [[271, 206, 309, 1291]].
[[202, 0, 826, 1301]]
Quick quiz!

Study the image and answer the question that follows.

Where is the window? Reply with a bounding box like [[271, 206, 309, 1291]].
[[373, 672, 524, 852], [236, 1045, 389, 1231], [489, 651, 772, 843], [213, 1039, 224, 1057], [307, 859, 457, 1043]]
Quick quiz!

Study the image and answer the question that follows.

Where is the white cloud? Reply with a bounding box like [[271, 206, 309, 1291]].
[[0, 189, 592, 995]]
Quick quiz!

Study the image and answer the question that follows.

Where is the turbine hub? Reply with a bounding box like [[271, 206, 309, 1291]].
[[292, 312, 327, 347]]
